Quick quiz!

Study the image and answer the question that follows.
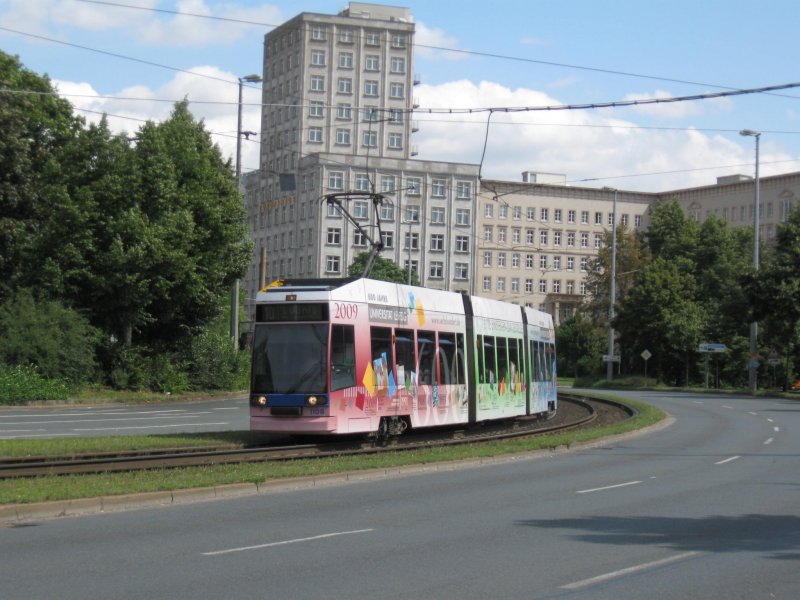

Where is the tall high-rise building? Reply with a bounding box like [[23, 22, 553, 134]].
[[244, 3, 481, 320]]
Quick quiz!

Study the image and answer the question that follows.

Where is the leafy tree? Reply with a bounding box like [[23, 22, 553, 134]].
[[555, 313, 606, 379], [614, 257, 705, 385], [348, 251, 420, 285], [584, 225, 651, 326], [752, 204, 800, 388], [0, 51, 82, 302], [645, 198, 700, 264]]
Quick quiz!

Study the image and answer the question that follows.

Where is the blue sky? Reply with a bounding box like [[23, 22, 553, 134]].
[[2, 0, 799, 191]]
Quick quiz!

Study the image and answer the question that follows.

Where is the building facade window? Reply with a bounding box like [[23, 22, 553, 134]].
[[362, 131, 377, 147], [430, 233, 445, 251], [325, 255, 340, 273], [308, 127, 323, 143], [455, 208, 470, 225], [388, 133, 403, 149], [328, 171, 344, 190], [309, 101, 324, 117], [337, 78, 353, 94], [310, 76, 325, 92], [311, 50, 326, 66], [353, 200, 369, 219], [429, 261, 444, 278], [326, 228, 341, 245], [454, 263, 469, 280], [335, 129, 351, 145], [354, 173, 370, 191], [389, 82, 405, 98], [364, 80, 379, 96], [339, 52, 353, 68]]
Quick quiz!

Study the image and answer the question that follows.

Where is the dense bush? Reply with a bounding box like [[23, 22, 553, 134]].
[[0, 289, 97, 385], [0, 364, 69, 404], [186, 330, 249, 391]]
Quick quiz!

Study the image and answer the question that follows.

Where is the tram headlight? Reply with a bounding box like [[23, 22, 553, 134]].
[[306, 396, 327, 406], [307, 396, 319, 406], [256, 395, 268, 407]]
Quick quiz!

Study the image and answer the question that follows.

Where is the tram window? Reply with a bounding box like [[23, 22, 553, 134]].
[[480, 336, 497, 385], [331, 324, 356, 391], [477, 335, 486, 383], [509, 338, 521, 390], [545, 342, 555, 380], [370, 327, 394, 391], [417, 330, 436, 385], [438, 332, 456, 385], [455, 333, 466, 385], [537, 341, 544, 382], [496, 337, 509, 391], [395, 329, 415, 389]]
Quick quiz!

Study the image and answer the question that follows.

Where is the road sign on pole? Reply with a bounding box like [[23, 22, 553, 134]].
[[699, 343, 727, 353], [603, 354, 620, 363]]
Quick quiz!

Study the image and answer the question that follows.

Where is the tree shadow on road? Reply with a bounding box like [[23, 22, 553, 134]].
[[516, 514, 800, 560]]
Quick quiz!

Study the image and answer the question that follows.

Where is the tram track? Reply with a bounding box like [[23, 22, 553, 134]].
[[0, 394, 632, 479]]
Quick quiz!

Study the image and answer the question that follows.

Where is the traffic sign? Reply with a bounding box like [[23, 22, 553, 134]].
[[603, 354, 621, 362], [699, 343, 727, 353], [641, 349, 652, 361]]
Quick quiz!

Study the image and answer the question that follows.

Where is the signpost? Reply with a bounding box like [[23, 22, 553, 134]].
[[641, 349, 651, 381], [699, 343, 728, 389]]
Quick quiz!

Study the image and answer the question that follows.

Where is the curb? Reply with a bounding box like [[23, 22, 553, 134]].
[[1, 416, 674, 526]]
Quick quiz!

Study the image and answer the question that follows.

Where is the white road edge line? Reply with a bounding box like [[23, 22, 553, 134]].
[[715, 455, 740, 465], [202, 529, 376, 556], [73, 422, 230, 432], [764, 438, 774, 445], [561, 551, 700, 590], [576, 480, 642, 494]]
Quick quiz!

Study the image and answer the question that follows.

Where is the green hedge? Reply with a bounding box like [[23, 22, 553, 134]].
[[0, 364, 69, 405]]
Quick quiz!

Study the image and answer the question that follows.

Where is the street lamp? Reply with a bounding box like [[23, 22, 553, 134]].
[[740, 129, 761, 394], [603, 187, 618, 381], [231, 73, 262, 349]]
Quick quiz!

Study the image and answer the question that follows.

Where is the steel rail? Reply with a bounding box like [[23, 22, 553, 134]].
[[0, 395, 629, 479]]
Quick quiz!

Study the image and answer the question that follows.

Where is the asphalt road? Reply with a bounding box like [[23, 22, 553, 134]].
[[0, 397, 249, 439], [2, 390, 799, 599]]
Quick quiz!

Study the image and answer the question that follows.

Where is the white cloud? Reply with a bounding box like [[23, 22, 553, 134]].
[[139, 1, 283, 47], [413, 80, 775, 192], [520, 35, 547, 46], [414, 21, 467, 60], [52, 73, 796, 194], [54, 66, 263, 172], [1, 0, 282, 48], [621, 89, 732, 119]]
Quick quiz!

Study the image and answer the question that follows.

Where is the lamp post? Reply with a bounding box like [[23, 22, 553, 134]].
[[603, 187, 618, 381], [231, 73, 262, 349], [740, 129, 761, 394]]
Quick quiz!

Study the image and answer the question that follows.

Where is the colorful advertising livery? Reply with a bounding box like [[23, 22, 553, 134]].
[[250, 278, 556, 436]]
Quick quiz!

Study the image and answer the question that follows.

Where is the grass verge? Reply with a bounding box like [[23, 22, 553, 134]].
[[0, 394, 664, 505]]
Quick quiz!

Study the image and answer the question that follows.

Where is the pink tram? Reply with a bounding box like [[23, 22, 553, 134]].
[[249, 278, 557, 436]]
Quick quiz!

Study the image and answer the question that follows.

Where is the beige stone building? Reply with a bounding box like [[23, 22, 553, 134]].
[[475, 174, 655, 323], [663, 171, 800, 241]]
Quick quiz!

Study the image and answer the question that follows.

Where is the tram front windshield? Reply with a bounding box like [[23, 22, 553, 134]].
[[251, 323, 328, 393]]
